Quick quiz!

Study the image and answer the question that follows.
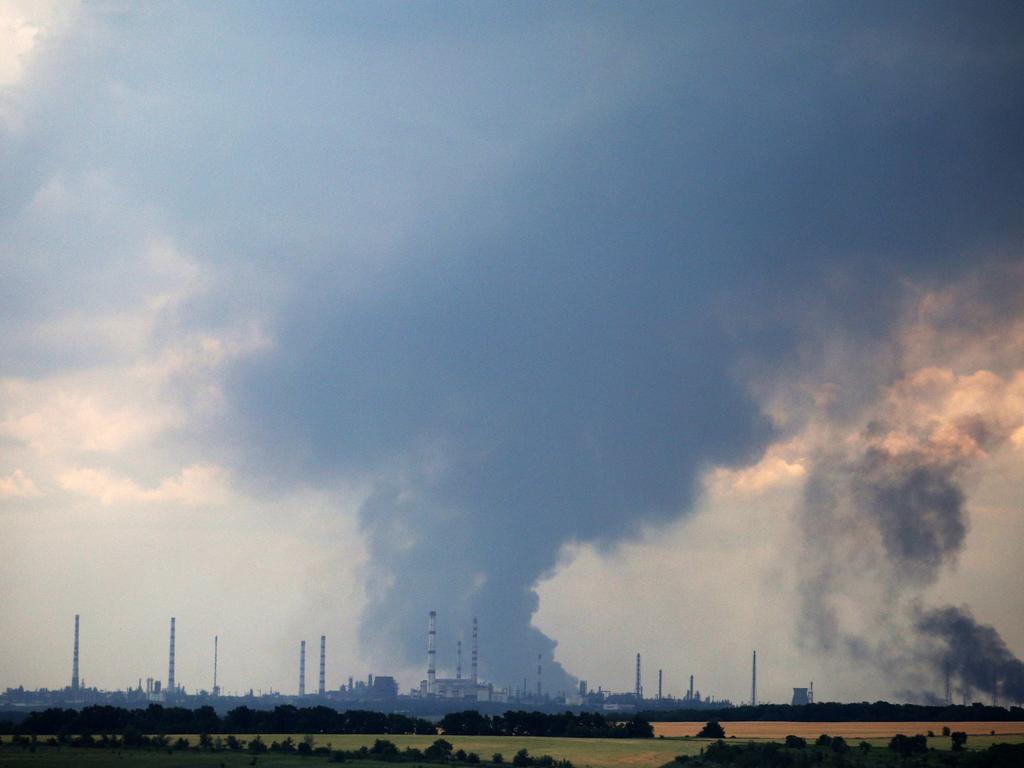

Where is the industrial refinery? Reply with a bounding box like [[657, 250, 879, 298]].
[[0, 612, 744, 715]]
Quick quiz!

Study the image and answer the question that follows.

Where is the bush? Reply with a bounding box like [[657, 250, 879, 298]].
[[888, 734, 927, 756], [513, 748, 533, 767], [831, 736, 849, 753], [425, 738, 454, 761], [815, 734, 832, 747], [492, 753, 504, 764], [697, 721, 725, 739], [467, 752, 481, 764], [784, 735, 806, 749], [371, 739, 399, 756], [248, 735, 268, 754], [951, 731, 967, 751], [942, 726, 951, 737]]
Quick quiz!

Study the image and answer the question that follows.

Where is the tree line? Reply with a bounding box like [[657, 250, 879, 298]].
[[0, 705, 653, 739], [439, 710, 653, 738], [641, 701, 1024, 722], [0, 705, 435, 736]]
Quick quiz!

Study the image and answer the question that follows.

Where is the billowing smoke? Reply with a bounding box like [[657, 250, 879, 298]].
[[918, 606, 1024, 704], [795, 270, 1024, 704]]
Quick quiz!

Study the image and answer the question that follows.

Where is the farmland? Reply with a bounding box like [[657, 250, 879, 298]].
[[652, 719, 1024, 741]]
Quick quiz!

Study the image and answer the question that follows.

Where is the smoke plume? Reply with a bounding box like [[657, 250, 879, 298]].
[[795, 269, 1024, 703]]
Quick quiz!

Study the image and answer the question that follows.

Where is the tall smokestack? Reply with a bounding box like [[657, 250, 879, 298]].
[[299, 640, 306, 696], [213, 635, 219, 696], [635, 653, 642, 699], [457, 640, 463, 680], [71, 614, 80, 692], [319, 635, 326, 695], [689, 674, 694, 701], [944, 664, 952, 706], [537, 653, 542, 697], [658, 669, 663, 700], [427, 611, 437, 695], [751, 650, 757, 706], [168, 617, 176, 696], [471, 617, 478, 685]]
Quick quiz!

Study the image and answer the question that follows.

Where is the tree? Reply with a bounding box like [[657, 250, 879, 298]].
[[513, 748, 533, 766], [425, 738, 454, 761], [784, 735, 806, 749], [951, 731, 967, 751], [697, 721, 725, 739], [888, 734, 927, 756], [492, 753, 504, 764]]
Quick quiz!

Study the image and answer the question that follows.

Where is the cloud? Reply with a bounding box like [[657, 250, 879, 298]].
[[785, 265, 1024, 700], [0, 468, 39, 499], [58, 464, 231, 507]]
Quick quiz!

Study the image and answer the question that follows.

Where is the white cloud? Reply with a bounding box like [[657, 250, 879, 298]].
[[58, 464, 231, 507], [0, 468, 40, 498]]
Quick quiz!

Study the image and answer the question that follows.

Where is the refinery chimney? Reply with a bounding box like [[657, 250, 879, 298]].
[[319, 635, 326, 695], [299, 640, 306, 696], [658, 669, 663, 700], [689, 674, 694, 701], [71, 614, 80, 692], [751, 650, 757, 706], [427, 611, 437, 695], [167, 617, 176, 696], [537, 653, 542, 697], [457, 640, 463, 680], [471, 617, 478, 685], [635, 653, 642, 699]]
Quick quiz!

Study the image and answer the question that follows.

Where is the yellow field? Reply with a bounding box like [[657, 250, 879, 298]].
[[651, 720, 1024, 739], [179, 734, 703, 767]]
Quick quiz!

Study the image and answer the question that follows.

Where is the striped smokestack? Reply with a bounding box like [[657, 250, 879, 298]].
[[471, 617, 478, 685], [427, 611, 437, 695], [299, 640, 306, 696], [167, 618, 176, 696], [319, 635, 326, 695], [71, 614, 80, 692]]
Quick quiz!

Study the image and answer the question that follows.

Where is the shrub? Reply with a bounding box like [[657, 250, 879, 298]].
[[941, 726, 951, 737], [697, 721, 725, 739], [425, 738, 454, 761], [784, 735, 806, 749], [513, 748, 533, 767], [248, 735, 268, 754], [371, 739, 399, 756], [888, 734, 927, 756], [831, 736, 849, 753], [815, 734, 832, 747], [492, 753, 504, 764], [951, 731, 967, 751]]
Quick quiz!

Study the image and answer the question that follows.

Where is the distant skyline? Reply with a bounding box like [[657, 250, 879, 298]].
[[1, 2, 1023, 706]]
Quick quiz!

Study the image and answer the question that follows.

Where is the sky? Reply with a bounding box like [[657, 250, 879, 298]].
[[1, 1, 1023, 705]]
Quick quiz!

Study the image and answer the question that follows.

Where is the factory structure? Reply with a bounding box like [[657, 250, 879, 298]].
[[2, 613, 752, 713]]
